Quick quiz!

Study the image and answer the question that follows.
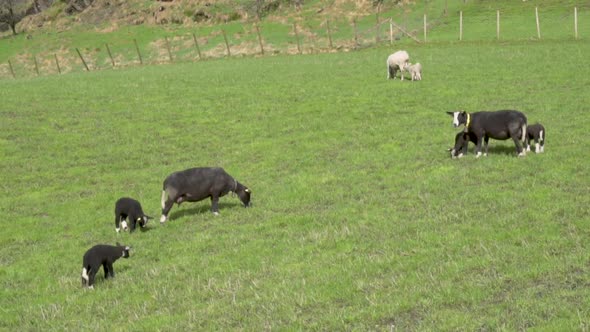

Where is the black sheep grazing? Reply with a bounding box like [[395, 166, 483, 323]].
[[115, 197, 152, 233], [81, 243, 130, 289], [160, 167, 251, 222], [448, 131, 482, 158], [446, 110, 528, 158]]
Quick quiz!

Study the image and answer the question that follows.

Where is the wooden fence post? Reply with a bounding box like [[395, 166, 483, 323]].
[[75, 48, 90, 71], [54, 54, 61, 74], [535, 7, 541, 39], [389, 18, 393, 45], [424, 14, 427, 42], [222, 30, 231, 56], [375, 2, 381, 43], [326, 19, 333, 49], [33, 55, 39, 76], [375, 17, 380, 43], [496, 10, 500, 40], [255, 24, 265, 55], [165, 37, 173, 62], [352, 19, 359, 48], [459, 11, 463, 41], [293, 23, 302, 54], [105, 43, 115, 67], [8, 60, 16, 79], [574, 7, 578, 40], [192, 33, 202, 60], [133, 39, 143, 65]]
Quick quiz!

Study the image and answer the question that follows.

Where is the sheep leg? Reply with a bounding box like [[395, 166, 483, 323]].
[[107, 263, 115, 278], [210, 194, 220, 216], [88, 268, 96, 288], [161, 198, 175, 223], [512, 132, 526, 157], [115, 214, 121, 233], [103, 263, 109, 279], [475, 137, 483, 158]]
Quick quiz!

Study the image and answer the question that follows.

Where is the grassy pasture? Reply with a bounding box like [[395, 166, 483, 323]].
[[1, 38, 590, 330]]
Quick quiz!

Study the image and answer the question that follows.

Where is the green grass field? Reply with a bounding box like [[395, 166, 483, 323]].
[[1, 38, 589, 330], [1, 0, 590, 330]]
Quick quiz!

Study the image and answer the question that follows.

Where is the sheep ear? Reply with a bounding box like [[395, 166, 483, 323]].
[[446, 112, 454, 116]]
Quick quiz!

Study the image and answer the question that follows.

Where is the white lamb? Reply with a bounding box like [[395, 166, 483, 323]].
[[386, 50, 410, 80], [407, 62, 422, 81]]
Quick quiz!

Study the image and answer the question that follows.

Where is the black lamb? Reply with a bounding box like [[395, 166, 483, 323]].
[[81, 243, 130, 289], [115, 197, 151, 233]]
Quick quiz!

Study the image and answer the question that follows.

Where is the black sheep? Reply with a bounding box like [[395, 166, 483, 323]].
[[115, 197, 152, 233], [160, 167, 251, 222], [81, 243, 130, 289], [447, 110, 528, 158]]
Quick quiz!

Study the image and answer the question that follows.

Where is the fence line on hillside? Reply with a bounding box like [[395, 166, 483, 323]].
[[0, 6, 585, 80]]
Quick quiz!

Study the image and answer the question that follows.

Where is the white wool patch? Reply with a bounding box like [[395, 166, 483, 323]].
[[82, 268, 89, 281], [160, 215, 167, 223], [116, 227, 120, 233], [121, 220, 128, 230], [453, 112, 460, 127], [213, 211, 220, 216]]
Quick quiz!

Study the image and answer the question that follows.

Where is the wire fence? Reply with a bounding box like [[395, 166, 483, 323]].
[[0, 6, 586, 80]]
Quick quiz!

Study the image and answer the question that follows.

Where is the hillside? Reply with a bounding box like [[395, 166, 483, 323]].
[[2, 0, 588, 79], [16, 0, 398, 32]]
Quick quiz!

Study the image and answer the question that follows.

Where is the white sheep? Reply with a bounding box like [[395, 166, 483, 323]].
[[407, 62, 422, 81], [386, 50, 410, 80]]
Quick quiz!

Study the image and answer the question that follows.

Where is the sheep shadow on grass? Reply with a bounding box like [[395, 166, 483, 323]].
[[168, 202, 241, 221], [464, 145, 525, 157]]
